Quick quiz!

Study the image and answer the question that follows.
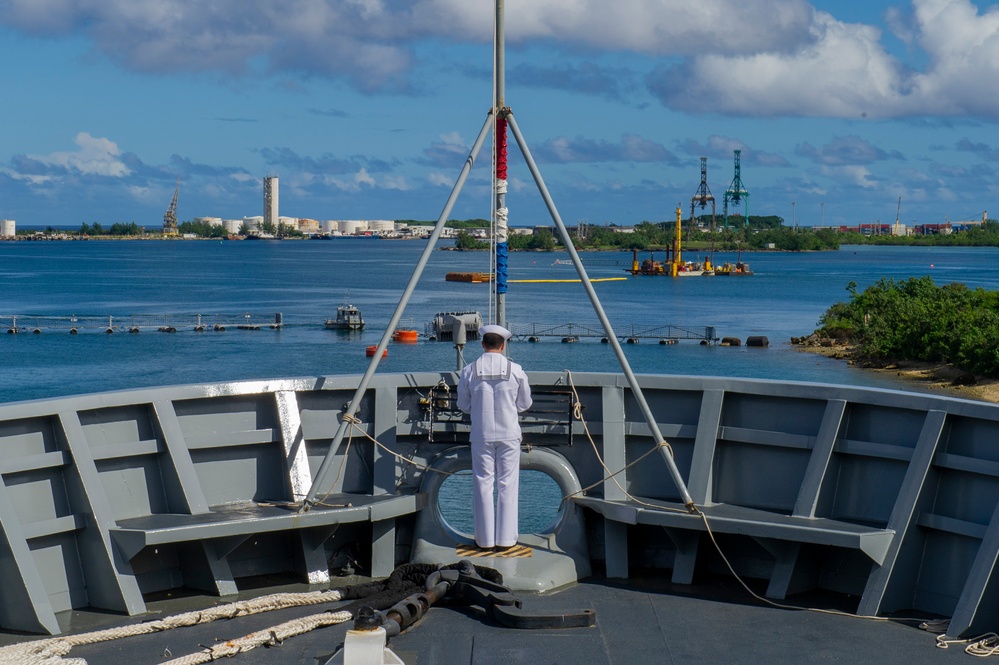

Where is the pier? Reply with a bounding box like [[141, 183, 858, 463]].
[[2, 313, 284, 334], [508, 322, 717, 344], [3, 313, 719, 345]]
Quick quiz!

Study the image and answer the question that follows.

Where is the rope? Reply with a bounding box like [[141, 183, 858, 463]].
[[933, 630, 999, 656], [340, 413, 462, 478], [0, 589, 343, 665], [559, 370, 686, 514], [161, 610, 352, 665], [560, 370, 949, 633]]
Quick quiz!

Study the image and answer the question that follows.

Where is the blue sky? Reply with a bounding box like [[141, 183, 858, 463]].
[[1, 0, 998, 229]]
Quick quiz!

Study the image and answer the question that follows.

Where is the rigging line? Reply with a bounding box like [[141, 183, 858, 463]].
[[559, 370, 681, 510], [560, 370, 945, 632], [693, 511, 942, 627], [339, 414, 463, 479]]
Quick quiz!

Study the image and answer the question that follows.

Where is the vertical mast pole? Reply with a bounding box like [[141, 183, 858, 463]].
[[506, 114, 696, 510], [494, 0, 509, 330], [302, 113, 496, 510]]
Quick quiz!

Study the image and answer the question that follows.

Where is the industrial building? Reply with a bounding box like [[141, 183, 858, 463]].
[[263, 176, 278, 227]]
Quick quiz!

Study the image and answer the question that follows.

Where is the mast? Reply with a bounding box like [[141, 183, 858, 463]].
[[303, 0, 696, 513], [494, 0, 509, 330]]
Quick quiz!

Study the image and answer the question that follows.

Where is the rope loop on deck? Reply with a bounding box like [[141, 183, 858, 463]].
[[0, 589, 344, 665], [161, 610, 352, 665]]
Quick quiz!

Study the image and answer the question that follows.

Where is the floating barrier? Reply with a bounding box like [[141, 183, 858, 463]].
[[720, 337, 742, 346], [366, 346, 388, 358], [445, 272, 493, 283], [746, 336, 770, 347], [509, 277, 627, 283], [0, 313, 283, 334]]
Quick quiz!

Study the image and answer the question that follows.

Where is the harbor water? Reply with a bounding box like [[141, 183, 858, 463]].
[[3, 239, 999, 534], [3, 239, 999, 405]]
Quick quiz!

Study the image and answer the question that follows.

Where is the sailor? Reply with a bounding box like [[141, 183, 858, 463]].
[[457, 324, 533, 550]]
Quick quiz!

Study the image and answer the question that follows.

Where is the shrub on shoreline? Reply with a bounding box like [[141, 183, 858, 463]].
[[815, 276, 999, 377]]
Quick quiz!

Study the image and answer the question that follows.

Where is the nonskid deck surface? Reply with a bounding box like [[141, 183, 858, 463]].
[[10, 574, 964, 665]]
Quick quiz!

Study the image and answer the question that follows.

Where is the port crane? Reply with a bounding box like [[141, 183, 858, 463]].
[[163, 179, 179, 235], [723, 149, 749, 228]]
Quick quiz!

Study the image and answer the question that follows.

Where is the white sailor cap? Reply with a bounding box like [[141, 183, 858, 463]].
[[479, 324, 512, 340]]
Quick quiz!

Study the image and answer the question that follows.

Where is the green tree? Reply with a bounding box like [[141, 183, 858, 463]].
[[454, 231, 488, 250]]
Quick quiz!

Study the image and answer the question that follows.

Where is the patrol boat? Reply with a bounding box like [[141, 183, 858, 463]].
[[325, 302, 365, 331], [2, 3, 998, 664]]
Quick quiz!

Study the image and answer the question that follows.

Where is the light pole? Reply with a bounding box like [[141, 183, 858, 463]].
[[791, 201, 796, 231], [820, 202, 824, 227]]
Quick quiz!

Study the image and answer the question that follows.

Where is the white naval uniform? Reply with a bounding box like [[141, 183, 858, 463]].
[[456, 351, 533, 548]]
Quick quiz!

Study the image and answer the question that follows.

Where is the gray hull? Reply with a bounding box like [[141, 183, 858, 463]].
[[1, 371, 997, 639]]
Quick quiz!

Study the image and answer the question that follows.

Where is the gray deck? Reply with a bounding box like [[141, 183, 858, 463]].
[[32, 573, 967, 665], [2, 370, 999, 646]]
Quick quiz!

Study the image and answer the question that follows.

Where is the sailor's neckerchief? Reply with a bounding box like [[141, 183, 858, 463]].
[[472, 353, 512, 381]]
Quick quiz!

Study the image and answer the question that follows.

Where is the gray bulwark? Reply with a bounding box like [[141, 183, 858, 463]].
[[2, 373, 999, 637]]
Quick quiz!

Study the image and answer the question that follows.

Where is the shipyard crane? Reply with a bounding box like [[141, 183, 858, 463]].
[[689, 157, 716, 268], [163, 179, 179, 235], [723, 150, 750, 228], [690, 156, 716, 231]]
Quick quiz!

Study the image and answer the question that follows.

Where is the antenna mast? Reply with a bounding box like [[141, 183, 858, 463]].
[[493, 0, 509, 330]]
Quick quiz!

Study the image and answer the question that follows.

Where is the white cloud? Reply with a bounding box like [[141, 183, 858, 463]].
[[649, 12, 906, 118], [5, 0, 999, 120], [821, 165, 880, 189], [649, 0, 999, 119], [327, 168, 381, 192], [427, 172, 453, 187], [0, 0, 815, 92], [414, 0, 815, 55], [29, 132, 130, 177]]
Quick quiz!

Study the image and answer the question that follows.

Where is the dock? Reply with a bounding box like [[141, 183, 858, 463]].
[[2, 313, 284, 334], [508, 322, 717, 343]]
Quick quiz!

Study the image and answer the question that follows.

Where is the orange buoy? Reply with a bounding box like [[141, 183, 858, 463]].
[[392, 329, 419, 343], [366, 345, 388, 358]]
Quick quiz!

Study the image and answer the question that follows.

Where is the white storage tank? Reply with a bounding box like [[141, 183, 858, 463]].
[[194, 217, 223, 227], [321, 220, 338, 234], [243, 216, 263, 231], [339, 220, 368, 235], [223, 219, 242, 234], [0, 220, 14, 238], [368, 220, 395, 234]]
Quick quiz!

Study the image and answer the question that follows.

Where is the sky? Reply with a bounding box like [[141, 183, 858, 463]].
[[2, 0, 999, 229]]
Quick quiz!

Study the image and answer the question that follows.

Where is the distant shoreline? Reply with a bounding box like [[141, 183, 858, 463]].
[[794, 343, 999, 404]]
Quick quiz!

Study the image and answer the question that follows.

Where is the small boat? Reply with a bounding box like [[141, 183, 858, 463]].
[[325, 302, 365, 331]]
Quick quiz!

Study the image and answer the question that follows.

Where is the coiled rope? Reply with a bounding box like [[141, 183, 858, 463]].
[[161, 610, 352, 665], [0, 589, 343, 665]]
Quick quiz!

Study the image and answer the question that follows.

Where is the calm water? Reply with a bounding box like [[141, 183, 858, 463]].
[[3, 239, 998, 535], [2, 240, 999, 405]]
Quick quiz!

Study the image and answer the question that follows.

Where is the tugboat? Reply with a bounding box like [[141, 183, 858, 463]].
[[714, 260, 753, 276], [714, 242, 753, 276], [325, 302, 365, 331]]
